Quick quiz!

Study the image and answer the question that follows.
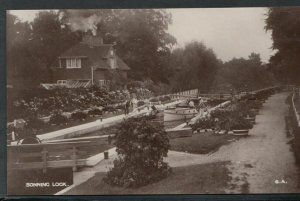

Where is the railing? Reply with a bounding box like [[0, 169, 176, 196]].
[[198, 93, 231, 100], [170, 89, 199, 99], [7, 139, 109, 173]]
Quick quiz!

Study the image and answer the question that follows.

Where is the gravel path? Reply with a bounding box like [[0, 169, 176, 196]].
[[166, 92, 299, 193]]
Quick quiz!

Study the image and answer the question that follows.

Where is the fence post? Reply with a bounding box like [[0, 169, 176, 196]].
[[42, 147, 48, 173], [72, 146, 77, 172]]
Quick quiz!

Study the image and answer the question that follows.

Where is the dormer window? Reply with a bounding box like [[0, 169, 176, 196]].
[[66, 58, 81, 69]]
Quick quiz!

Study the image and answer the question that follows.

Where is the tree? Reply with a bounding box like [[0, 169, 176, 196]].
[[7, 13, 39, 88], [265, 7, 300, 84], [104, 118, 171, 187], [30, 11, 81, 69], [212, 53, 275, 93], [169, 41, 220, 93], [7, 11, 81, 89]]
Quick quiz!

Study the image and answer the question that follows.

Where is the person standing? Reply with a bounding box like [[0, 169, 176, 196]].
[[124, 100, 130, 115], [124, 101, 128, 115]]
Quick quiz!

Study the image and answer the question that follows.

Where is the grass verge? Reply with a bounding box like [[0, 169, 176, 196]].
[[65, 161, 231, 195], [170, 132, 239, 154]]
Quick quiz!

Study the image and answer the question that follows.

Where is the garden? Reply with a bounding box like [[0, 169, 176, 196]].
[[169, 89, 276, 154], [7, 86, 155, 141]]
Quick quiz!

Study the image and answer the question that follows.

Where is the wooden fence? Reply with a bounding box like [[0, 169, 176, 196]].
[[7, 136, 111, 173]]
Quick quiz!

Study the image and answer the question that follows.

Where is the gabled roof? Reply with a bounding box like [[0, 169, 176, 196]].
[[116, 56, 130, 71], [59, 42, 130, 71]]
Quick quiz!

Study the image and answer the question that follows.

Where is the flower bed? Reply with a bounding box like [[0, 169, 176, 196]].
[[192, 98, 263, 133]]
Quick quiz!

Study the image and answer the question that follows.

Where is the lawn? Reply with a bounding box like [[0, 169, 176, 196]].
[[170, 132, 239, 154], [65, 161, 231, 195]]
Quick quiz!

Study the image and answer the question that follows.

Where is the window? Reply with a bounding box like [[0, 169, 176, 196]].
[[66, 58, 81, 69], [98, 80, 111, 87]]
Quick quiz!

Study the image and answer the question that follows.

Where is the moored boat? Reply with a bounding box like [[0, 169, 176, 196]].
[[163, 102, 198, 122]]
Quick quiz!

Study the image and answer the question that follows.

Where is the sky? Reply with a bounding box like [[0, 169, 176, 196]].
[[9, 8, 274, 62]]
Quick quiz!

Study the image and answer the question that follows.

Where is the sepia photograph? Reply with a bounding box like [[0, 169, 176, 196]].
[[6, 7, 300, 195]]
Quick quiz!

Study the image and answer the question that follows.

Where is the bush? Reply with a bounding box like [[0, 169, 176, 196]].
[[50, 112, 68, 125], [247, 100, 262, 110], [71, 111, 87, 121], [104, 118, 171, 187], [137, 101, 145, 107], [210, 109, 236, 131], [25, 115, 45, 131], [103, 106, 116, 113], [88, 108, 103, 116], [210, 109, 232, 120], [229, 116, 253, 130], [149, 98, 159, 103], [192, 118, 215, 130]]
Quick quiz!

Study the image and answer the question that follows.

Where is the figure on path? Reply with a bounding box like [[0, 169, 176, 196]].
[[124, 100, 130, 115]]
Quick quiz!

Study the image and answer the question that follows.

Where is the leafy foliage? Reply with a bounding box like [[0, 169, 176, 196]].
[[7, 11, 81, 89], [137, 101, 145, 107], [192, 118, 215, 131], [88, 108, 103, 116], [229, 116, 253, 130], [50, 112, 68, 125], [104, 118, 171, 187], [25, 115, 45, 131], [211, 53, 275, 93], [71, 111, 88, 121], [169, 41, 220, 93], [61, 9, 176, 83], [265, 8, 300, 84]]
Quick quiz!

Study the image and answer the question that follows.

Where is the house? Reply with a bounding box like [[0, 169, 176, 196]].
[[50, 34, 130, 88]]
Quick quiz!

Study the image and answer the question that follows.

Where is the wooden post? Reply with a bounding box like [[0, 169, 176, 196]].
[[72, 146, 77, 172], [42, 147, 48, 173], [11, 131, 15, 141]]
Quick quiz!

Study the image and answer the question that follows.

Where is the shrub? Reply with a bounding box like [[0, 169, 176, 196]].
[[104, 118, 171, 187], [50, 112, 68, 125], [71, 111, 87, 121], [103, 106, 116, 113], [88, 108, 103, 116], [229, 117, 253, 130], [211, 109, 235, 131], [247, 100, 262, 110], [25, 115, 45, 131], [137, 101, 145, 107], [192, 118, 215, 131], [210, 109, 232, 120], [149, 98, 159, 103]]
